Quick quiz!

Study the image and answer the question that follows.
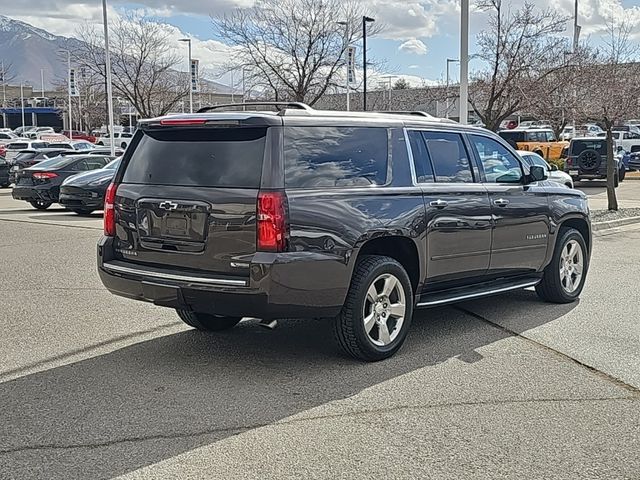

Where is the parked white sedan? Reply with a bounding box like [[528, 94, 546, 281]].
[[517, 150, 573, 188]]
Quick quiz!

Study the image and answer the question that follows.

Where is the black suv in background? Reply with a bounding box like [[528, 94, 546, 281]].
[[98, 103, 591, 361], [564, 137, 625, 185]]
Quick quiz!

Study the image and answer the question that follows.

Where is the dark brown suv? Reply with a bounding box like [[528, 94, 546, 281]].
[[98, 103, 591, 361]]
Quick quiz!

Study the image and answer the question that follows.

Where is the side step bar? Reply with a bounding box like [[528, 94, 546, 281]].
[[416, 276, 541, 308]]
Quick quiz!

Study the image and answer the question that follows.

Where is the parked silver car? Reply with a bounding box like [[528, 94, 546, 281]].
[[518, 150, 573, 188]]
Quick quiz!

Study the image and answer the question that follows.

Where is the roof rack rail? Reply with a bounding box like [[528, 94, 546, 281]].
[[378, 111, 435, 118], [197, 102, 313, 114]]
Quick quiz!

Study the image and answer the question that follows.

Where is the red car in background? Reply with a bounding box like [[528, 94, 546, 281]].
[[61, 130, 98, 143]]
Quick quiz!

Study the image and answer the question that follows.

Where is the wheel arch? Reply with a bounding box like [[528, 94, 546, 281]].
[[559, 217, 591, 255], [354, 235, 422, 295]]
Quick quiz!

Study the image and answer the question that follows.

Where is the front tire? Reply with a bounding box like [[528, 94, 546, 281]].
[[176, 310, 242, 331], [536, 228, 588, 304], [334, 255, 413, 362], [29, 200, 52, 210]]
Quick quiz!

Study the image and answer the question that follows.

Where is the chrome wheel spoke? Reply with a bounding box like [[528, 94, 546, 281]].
[[567, 242, 578, 260], [378, 321, 391, 345], [366, 284, 378, 303], [388, 302, 405, 318], [381, 275, 398, 298], [363, 312, 376, 334]]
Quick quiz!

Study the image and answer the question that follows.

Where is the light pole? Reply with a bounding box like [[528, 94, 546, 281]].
[[1, 61, 6, 108], [459, 0, 469, 124], [446, 58, 459, 119], [20, 82, 25, 129], [102, 0, 116, 157], [362, 16, 375, 111], [59, 49, 73, 138], [40, 68, 45, 98], [337, 21, 351, 111], [179, 38, 193, 113]]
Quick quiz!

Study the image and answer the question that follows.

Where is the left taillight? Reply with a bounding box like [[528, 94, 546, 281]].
[[257, 191, 289, 252], [33, 172, 58, 180], [104, 182, 118, 236]]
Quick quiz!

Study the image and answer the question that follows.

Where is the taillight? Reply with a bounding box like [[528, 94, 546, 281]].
[[566, 157, 573, 166], [257, 191, 288, 252], [159, 118, 208, 126], [33, 172, 58, 180], [104, 182, 118, 236]]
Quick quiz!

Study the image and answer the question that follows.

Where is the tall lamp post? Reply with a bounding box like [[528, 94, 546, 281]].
[[179, 38, 193, 113], [459, 0, 469, 124], [59, 49, 73, 138], [362, 16, 375, 111], [20, 82, 25, 129], [446, 58, 459, 119], [102, 0, 116, 157], [337, 21, 351, 111]]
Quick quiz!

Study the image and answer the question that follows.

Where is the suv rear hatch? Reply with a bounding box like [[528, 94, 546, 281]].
[[112, 118, 278, 277]]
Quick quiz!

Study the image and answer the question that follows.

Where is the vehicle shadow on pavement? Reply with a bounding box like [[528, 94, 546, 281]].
[[0, 291, 577, 479]]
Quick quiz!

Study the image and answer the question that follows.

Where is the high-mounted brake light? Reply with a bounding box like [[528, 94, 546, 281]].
[[104, 182, 118, 236], [257, 191, 289, 252], [33, 172, 58, 180], [159, 118, 208, 126]]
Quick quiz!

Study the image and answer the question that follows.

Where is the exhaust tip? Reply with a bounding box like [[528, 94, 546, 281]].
[[259, 319, 278, 330]]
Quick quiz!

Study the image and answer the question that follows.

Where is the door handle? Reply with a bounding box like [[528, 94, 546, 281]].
[[493, 198, 510, 207], [429, 199, 449, 208]]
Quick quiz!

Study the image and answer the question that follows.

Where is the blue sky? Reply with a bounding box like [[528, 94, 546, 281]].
[[3, 0, 640, 87]]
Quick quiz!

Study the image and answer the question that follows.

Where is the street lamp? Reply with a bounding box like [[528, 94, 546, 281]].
[[459, 0, 469, 124], [58, 49, 73, 139], [446, 58, 459, 119], [20, 82, 25, 129], [337, 21, 351, 111], [179, 38, 193, 113], [362, 15, 375, 111], [102, 0, 116, 157]]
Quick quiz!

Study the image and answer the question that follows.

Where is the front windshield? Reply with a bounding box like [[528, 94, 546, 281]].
[[104, 158, 122, 170]]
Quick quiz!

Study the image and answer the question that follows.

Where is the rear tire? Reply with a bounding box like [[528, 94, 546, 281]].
[[29, 200, 52, 210], [536, 228, 588, 304], [176, 310, 242, 331], [334, 255, 413, 362]]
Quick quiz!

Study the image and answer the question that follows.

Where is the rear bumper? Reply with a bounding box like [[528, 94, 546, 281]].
[[97, 236, 349, 319], [12, 186, 58, 202], [59, 192, 104, 209]]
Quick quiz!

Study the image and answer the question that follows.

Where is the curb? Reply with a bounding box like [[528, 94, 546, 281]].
[[592, 216, 640, 232]]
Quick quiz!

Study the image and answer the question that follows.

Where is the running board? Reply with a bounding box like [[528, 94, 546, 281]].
[[416, 276, 541, 308]]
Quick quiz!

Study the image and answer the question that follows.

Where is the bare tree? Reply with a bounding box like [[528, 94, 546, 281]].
[[574, 18, 640, 210], [0, 60, 16, 108], [72, 14, 189, 118], [213, 0, 382, 106], [470, 0, 570, 131]]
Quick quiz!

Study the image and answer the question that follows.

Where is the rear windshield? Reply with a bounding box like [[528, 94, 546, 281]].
[[570, 140, 607, 155], [284, 127, 389, 188], [8, 143, 29, 150], [31, 156, 77, 170], [122, 128, 266, 187]]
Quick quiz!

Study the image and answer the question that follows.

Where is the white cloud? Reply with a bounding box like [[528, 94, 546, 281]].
[[398, 38, 428, 55], [408, 64, 420, 69]]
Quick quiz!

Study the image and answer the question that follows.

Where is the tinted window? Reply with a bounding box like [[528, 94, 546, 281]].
[[523, 153, 548, 169], [422, 132, 473, 183], [407, 130, 434, 183], [570, 140, 606, 155], [499, 131, 525, 144], [30, 156, 76, 170], [105, 158, 121, 170], [32, 142, 48, 149], [8, 143, 29, 150], [122, 128, 266, 188], [284, 127, 388, 188], [470, 135, 523, 183]]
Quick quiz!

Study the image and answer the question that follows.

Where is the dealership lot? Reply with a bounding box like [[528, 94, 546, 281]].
[[0, 186, 638, 479]]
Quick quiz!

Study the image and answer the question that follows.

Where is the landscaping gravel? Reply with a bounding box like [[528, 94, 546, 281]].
[[591, 208, 640, 223]]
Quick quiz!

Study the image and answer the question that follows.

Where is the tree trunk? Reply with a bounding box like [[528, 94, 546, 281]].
[[605, 123, 619, 211]]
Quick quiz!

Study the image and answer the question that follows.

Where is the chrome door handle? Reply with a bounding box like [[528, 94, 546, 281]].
[[493, 198, 510, 207], [429, 199, 449, 208]]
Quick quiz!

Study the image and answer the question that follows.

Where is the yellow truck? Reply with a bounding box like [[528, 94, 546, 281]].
[[498, 128, 569, 161]]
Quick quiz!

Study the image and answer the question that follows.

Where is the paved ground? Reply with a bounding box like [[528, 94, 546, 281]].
[[577, 179, 640, 210], [0, 188, 639, 479]]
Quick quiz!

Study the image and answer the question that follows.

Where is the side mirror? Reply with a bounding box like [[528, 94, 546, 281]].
[[550, 164, 558, 171], [528, 165, 547, 183]]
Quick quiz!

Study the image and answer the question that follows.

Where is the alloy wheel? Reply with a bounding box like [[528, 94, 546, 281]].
[[559, 240, 584, 294], [363, 273, 406, 347]]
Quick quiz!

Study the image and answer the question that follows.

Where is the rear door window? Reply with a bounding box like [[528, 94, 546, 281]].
[[122, 127, 266, 188], [421, 131, 474, 183], [8, 143, 28, 150], [284, 127, 388, 188], [407, 130, 435, 183]]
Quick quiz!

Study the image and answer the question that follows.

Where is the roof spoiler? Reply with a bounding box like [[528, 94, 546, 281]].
[[197, 102, 313, 115]]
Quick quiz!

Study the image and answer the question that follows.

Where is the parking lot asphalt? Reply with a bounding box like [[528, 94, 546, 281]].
[[0, 187, 639, 479]]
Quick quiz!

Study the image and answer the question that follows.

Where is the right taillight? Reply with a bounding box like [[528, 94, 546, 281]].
[[257, 191, 288, 252], [566, 157, 573, 166], [104, 182, 118, 236]]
